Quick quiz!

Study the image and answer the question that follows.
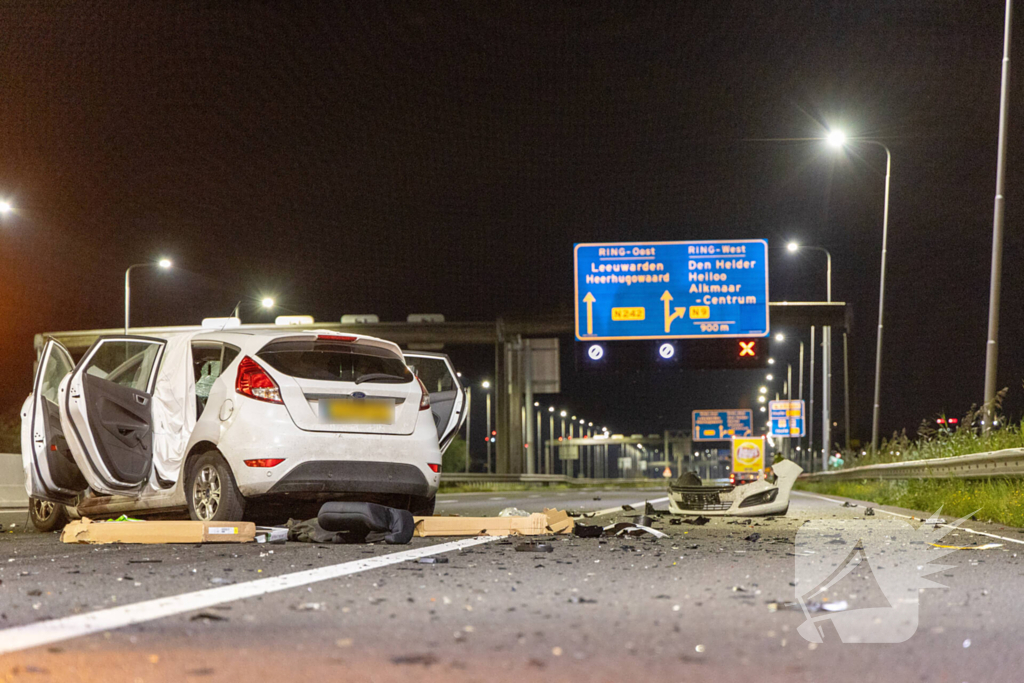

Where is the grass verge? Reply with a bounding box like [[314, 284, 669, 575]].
[[797, 479, 1024, 528]]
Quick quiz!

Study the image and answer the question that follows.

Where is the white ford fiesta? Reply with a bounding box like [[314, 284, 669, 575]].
[[20, 325, 466, 527]]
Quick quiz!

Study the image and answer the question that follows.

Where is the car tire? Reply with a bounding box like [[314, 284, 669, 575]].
[[29, 497, 69, 532], [409, 494, 436, 517], [186, 451, 246, 522]]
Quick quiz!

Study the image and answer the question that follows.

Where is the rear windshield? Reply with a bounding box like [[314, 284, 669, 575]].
[[257, 340, 413, 384]]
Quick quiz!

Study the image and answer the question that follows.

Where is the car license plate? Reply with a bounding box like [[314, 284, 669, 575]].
[[320, 398, 394, 424]]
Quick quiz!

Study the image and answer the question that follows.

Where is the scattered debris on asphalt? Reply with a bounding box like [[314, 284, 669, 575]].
[[190, 612, 228, 622], [930, 543, 1003, 550], [567, 596, 597, 604], [842, 501, 857, 508], [255, 527, 288, 544], [515, 542, 554, 553], [417, 557, 449, 564], [293, 602, 326, 611], [865, 507, 875, 516], [391, 654, 438, 666], [604, 522, 668, 539], [744, 533, 761, 542], [621, 505, 635, 512], [681, 516, 710, 526], [572, 524, 604, 538]]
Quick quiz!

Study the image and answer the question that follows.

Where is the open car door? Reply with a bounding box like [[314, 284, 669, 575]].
[[403, 352, 466, 454], [64, 336, 167, 497], [25, 339, 87, 505]]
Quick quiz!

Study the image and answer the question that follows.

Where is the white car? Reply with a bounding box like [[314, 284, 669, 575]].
[[21, 326, 466, 528]]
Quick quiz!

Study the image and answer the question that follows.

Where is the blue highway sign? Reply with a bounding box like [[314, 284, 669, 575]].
[[768, 400, 805, 437], [574, 240, 769, 340], [692, 409, 753, 442]]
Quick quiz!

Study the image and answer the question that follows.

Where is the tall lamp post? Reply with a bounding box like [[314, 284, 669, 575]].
[[482, 381, 492, 473], [984, 0, 1014, 428], [787, 242, 833, 470], [124, 258, 173, 333], [827, 130, 891, 454]]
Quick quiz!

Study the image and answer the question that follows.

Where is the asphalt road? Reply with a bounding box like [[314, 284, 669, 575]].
[[1, 487, 1023, 682]]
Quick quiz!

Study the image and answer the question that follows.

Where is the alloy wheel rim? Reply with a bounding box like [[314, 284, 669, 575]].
[[32, 499, 55, 519], [192, 465, 222, 521]]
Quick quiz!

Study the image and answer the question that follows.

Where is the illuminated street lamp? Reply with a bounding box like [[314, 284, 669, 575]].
[[774, 333, 785, 342], [757, 395, 766, 403], [261, 297, 275, 309], [768, 358, 775, 365], [766, 374, 774, 381], [0, 200, 12, 215], [759, 386, 768, 394], [124, 258, 173, 333], [826, 129, 891, 454]]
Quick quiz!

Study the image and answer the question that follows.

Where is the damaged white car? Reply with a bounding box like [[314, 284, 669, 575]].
[[667, 458, 802, 517], [21, 327, 465, 529]]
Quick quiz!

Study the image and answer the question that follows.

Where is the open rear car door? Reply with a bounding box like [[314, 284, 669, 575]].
[[63, 336, 167, 497], [24, 339, 87, 505], [403, 352, 466, 454]]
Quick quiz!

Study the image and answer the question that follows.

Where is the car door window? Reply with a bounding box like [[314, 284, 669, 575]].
[[85, 341, 162, 392]]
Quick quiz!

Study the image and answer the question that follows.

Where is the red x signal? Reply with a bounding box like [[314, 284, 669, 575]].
[[738, 341, 756, 357]]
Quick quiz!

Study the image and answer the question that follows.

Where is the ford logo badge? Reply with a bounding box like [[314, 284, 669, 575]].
[[351, 391, 366, 399]]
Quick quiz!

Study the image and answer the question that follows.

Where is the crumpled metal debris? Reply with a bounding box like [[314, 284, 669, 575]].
[[744, 533, 761, 542], [605, 522, 668, 539], [572, 524, 604, 538], [865, 507, 875, 516]]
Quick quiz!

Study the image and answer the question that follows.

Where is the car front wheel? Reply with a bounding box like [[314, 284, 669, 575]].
[[29, 497, 69, 532], [186, 451, 246, 522]]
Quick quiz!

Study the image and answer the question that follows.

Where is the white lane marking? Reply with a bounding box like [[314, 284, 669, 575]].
[[0, 536, 495, 657], [793, 491, 1024, 546], [0, 495, 666, 656]]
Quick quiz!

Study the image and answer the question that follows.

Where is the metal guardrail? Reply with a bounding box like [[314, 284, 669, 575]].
[[440, 473, 664, 486], [800, 447, 1024, 482]]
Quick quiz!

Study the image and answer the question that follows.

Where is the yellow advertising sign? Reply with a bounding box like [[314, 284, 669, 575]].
[[731, 436, 765, 474]]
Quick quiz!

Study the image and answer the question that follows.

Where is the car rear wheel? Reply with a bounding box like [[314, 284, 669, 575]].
[[186, 451, 246, 522], [29, 497, 69, 532]]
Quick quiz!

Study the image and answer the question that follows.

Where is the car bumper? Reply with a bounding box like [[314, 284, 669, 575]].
[[216, 398, 441, 498]]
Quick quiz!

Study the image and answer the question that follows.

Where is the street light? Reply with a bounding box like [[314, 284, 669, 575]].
[[768, 358, 775, 365], [787, 241, 835, 468], [826, 130, 847, 148], [560, 410, 567, 417], [124, 258, 173, 333], [774, 333, 785, 342], [759, 386, 768, 394], [261, 297, 275, 309], [482, 381, 492, 474], [0, 200, 12, 215], [827, 130, 892, 453], [766, 374, 774, 381]]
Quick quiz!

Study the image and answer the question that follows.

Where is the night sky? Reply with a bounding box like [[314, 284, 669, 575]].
[[1, 1, 1022, 449]]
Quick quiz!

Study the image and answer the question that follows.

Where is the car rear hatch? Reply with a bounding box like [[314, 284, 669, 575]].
[[255, 334, 423, 435]]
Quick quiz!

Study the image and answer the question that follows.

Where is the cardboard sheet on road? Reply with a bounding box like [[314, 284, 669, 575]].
[[61, 518, 256, 544], [412, 508, 574, 537]]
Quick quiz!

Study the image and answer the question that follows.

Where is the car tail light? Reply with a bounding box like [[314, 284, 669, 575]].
[[427, 463, 440, 473], [417, 377, 430, 411], [244, 458, 285, 468], [236, 356, 283, 404], [318, 335, 357, 342], [729, 472, 736, 485]]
